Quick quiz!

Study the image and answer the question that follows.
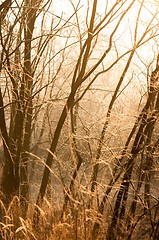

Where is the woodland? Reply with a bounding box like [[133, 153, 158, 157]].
[[0, 0, 159, 239]]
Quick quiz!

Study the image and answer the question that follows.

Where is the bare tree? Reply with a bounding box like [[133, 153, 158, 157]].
[[1, 0, 159, 239]]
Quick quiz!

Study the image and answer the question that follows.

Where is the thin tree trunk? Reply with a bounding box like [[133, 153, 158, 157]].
[[34, 0, 98, 224], [106, 54, 159, 240]]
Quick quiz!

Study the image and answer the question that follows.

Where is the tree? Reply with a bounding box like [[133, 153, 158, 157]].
[[1, 0, 159, 239], [0, 0, 64, 207]]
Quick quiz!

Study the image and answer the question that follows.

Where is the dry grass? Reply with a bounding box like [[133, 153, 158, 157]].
[[0, 196, 98, 240], [0, 193, 158, 240]]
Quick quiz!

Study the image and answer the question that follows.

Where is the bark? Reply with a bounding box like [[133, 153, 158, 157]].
[[0, 89, 16, 200]]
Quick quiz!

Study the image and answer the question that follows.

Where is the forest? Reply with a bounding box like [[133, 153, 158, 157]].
[[0, 0, 159, 239]]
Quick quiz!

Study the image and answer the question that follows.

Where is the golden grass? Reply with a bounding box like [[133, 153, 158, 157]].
[[0, 194, 158, 239], [0, 196, 97, 240]]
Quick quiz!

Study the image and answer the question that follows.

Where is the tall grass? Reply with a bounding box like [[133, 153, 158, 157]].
[[0, 182, 159, 239]]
